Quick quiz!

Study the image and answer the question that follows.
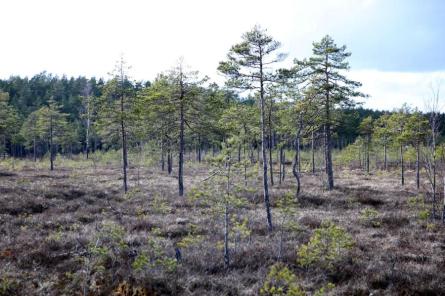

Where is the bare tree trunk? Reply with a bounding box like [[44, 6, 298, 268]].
[[433, 151, 436, 219], [297, 136, 301, 173], [366, 135, 370, 173], [279, 146, 283, 185], [416, 142, 420, 189], [50, 115, 54, 171], [325, 123, 334, 190], [260, 57, 272, 231], [400, 144, 404, 186], [292, 138, 301, 198], [269, 135, 274, 186], [121, 96, 128, 193], [161, 142, 165, 171], [167, 150, 173, 175], [383, 142, 387, 171], [268, 98, 274, 186], [257, 145, 260, 164], [137, 142, 142, 187], [85, 102, 90, 160], [224, 161, 231, 269], [2, 135, 5, 159], [442, 175, 445, 223], [311, 131, 315, 174], [33, 137, 36, 162], [324, 55, 334, 190], [178, 93, 185, 197], [282, 151, 286, 181], [224, 203, 229, 268]]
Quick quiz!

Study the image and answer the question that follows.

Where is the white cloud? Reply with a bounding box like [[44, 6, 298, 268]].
[[350, 70, 445, 111]]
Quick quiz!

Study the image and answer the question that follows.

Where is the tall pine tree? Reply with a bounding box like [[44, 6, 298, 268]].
[[218, 25, 286, 231], [294, 35, 365, 190]]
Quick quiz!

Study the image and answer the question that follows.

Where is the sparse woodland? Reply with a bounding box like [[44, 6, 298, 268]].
[[2, 26, 445, 295]]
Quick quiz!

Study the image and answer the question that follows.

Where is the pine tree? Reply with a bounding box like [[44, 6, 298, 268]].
[[387, 105, 411, 186], [373, 113, 392, 170], [97, 56, 136, 192], [35, 98, 69, 170], [20, 111, 40, 161], [406, 110, 428, 189], [218, 25, 286, 231], [80, 82, 96, 159], [0, 92, 20, 157], [359, 116, 373, 173], [140, 60, 205, 196], [294, 35, 365, 190], [138, 75, 177, 174], [169, 59, 205, 197]]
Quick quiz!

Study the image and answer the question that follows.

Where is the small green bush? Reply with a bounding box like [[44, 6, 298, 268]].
[[297, 222, 354, 271], [359, 208, 381, 227], [407, 195, 423, 208], [260, 263, 305, 296], [314, 283, 335, 296], [418, 209, 430, 221], [0, 277, 18, 296]]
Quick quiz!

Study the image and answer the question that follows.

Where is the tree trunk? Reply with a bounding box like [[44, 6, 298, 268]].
[[33, 137, 36, 162], [433, 155, 436, 219], [168, 150, 173, 175], [400, 144, 404, 186], [282, 151, 286, 181], [223, 203, 229, 268], [366, 135, 370, 173], [279, 146, 283, 185], [259, 56, 272, 231], [161, 142, 165, 171], [257, 145, 260, 164], [121, 95, 128, 193], [416, 142, 420, 189], [178, 91, 185, 197], [268, 135, 274, 186], [442, 175, 445, 223], [50, 115, 54, 171], [297, 136, 301, 173], [324, 55, 334, 190], [292, 138, 301, 198], [224, 161, 231, 269], [85, 108, 90, 160], [383, 142, 387, 171], [325, 123, 334, 190], [311, 131, 315, 174]]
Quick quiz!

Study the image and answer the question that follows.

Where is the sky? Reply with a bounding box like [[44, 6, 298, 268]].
[[1, 0, 444, 111]]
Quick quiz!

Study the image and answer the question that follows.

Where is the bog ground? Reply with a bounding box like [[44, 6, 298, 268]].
[[1, 160, 445, 295]]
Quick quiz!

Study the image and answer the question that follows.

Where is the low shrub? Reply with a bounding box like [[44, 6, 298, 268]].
[[297, 222, 354, 271]]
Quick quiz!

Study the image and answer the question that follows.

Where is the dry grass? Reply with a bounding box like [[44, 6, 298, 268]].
[[1, 160, 445, 295]]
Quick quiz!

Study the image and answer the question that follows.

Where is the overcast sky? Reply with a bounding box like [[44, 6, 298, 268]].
[[1, 0, 444, 111]]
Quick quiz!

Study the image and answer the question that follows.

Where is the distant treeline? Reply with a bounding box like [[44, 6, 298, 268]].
[[1, 71, 428, 157]]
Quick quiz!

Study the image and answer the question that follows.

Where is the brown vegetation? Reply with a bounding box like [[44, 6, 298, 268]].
[[1, 162, 445, 295]]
